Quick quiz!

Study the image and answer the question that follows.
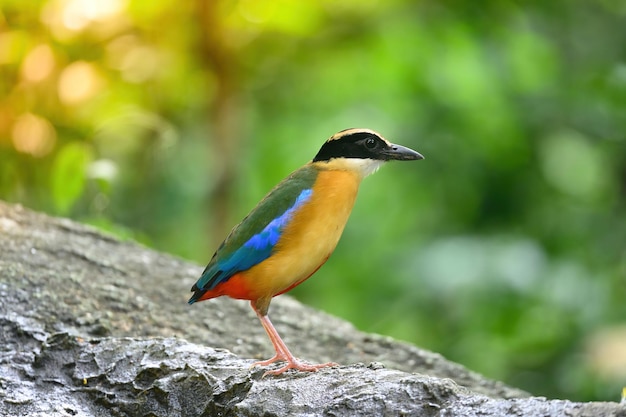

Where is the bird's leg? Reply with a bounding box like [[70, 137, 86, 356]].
[[250, 300, 337, 376], [250, 313, 290, 366]]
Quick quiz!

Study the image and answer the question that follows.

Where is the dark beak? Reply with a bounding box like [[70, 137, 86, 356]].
[[383, 143, 424, 161]]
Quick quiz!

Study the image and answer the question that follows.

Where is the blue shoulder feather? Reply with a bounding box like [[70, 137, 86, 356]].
[[215, 188, 312, 276]]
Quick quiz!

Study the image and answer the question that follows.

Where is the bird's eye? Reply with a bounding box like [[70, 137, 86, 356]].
[[364, 137, 377, 149]]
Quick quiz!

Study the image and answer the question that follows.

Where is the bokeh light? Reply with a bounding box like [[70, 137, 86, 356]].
[[11, 113, 57, 157]]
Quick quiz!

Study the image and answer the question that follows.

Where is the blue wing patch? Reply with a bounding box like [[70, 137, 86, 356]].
[[197, 188, 313, 292], [243, 188, 312, 251]]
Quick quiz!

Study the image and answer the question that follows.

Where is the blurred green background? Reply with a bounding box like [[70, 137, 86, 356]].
[[1, 0, 625, 402]]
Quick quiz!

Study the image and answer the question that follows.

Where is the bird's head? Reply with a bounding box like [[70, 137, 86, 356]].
[[312, 128, 424, 178]]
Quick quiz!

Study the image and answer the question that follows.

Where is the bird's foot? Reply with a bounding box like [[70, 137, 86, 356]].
[[264, 360, 337, 376], [251, 353, 287, 368], [249, 307, 338, 376], [253, 357, 337, 376]]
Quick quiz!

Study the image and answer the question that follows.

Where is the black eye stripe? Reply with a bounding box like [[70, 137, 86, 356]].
[[339, 132, 379, 143], [312, 131, 388, 162]]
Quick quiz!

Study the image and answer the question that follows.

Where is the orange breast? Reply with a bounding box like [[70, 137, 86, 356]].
[[231, 168, 362, 301]]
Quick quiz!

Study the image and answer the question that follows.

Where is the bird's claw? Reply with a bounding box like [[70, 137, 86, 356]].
[[263, 360, 337, 376], [250, 354, 287, 368], [251, 357, 337, 376]]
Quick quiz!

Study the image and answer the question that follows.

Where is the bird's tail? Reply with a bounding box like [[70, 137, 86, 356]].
[[188, 283, 207, 305]]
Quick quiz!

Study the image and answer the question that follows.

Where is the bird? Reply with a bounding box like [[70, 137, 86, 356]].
[[189, 128, 423, 375]]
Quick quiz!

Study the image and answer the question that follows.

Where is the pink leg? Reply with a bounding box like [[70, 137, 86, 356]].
[[250, 302, 337, 376]]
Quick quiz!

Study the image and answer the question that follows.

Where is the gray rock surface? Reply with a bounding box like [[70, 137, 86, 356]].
[[0, 200, 624, 416]]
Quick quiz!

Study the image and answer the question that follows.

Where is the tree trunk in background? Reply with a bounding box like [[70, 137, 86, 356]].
[[196, 0, 241, 245]]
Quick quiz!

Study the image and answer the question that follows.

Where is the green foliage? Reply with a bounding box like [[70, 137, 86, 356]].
[[51, 142, 93, 214], [1, 0, 625, 402]]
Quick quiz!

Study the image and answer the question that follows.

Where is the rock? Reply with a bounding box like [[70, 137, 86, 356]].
[[0, 201, 624, 416]]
